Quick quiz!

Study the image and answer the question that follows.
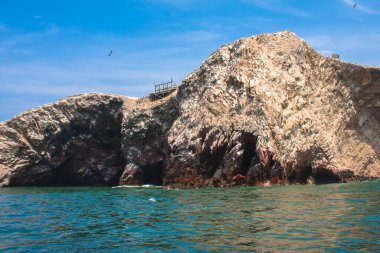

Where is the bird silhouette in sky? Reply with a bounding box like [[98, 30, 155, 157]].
[[108, 50, 113, 56], [353, 2, 357, 8]]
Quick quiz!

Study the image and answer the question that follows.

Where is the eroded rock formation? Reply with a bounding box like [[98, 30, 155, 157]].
[[0, 94, 130, 186], [0, 31, 379, 187]]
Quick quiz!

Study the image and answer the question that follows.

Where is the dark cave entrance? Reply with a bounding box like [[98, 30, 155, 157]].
[[313, 167, 341, 184], [286, 165, 312, 184], [140, 161, 164, 185], [241, 133, 258, 174], [47, 149, 125, 187]]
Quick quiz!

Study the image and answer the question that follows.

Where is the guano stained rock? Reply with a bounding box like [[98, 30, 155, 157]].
[[0, 31, 379, 187]]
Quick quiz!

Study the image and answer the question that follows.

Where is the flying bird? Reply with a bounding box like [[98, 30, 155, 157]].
[[108, 50, 113, 56], [353, 2, 357, 8]]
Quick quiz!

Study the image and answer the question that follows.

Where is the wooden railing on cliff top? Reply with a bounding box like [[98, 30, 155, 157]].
[[150, 79, 178, 101]]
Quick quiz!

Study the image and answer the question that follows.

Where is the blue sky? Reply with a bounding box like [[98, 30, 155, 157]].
[[0, 0, 379, 121]]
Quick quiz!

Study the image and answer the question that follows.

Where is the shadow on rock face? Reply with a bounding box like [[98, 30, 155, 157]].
[[119, 96, 180, 186], [119, 161, 164, 186]]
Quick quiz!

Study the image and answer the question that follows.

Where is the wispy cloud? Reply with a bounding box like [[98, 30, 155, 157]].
[[0, 28, 220, 98], [1, 0, 379, 121], [304, 35, 331, 48], [0, 24, 59, 53], [341, 0, 380, 14], [150, 0, 195, 4], [167, 30, 220, 43], [304, 32, 380, 66], [241, 0, 310, 17], [0, 32, 206, 120], [142, 0, 200, 9]]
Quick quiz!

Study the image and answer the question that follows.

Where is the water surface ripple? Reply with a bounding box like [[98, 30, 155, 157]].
[[1, 181, 379, 252]]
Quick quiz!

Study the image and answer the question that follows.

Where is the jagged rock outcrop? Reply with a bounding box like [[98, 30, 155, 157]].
[[0, 31, 379, 187], [161, 31, 380, 187], [0, 94, 133, 186]]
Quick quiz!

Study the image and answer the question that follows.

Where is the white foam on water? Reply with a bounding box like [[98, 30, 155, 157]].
[[111, 185, 141, 189], [148, 198, 157, 202], [112, 185, 162, 189]]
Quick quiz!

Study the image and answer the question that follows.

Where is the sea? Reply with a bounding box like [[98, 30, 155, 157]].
[[0, 180, 379, 252]]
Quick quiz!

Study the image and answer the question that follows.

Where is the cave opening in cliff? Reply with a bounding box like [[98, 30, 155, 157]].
[[140, 161, 164, 185], [313, 167, 341, 184], [241, 133, 258, 173], [286, 165, 312, 184], [49, 154, 125, 187]]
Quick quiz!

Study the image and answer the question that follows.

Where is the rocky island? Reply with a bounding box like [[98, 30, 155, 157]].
[[0, 31, 379, 187]]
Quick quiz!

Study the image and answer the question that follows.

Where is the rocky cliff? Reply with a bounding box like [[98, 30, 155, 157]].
[[0, 94, 133, 186], [1, 31, 379, 187]]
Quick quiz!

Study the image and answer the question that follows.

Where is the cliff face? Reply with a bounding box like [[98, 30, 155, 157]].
[[0, 94, 132, 186], [163, 31, 380, 187], [0, 31, 379, 187]]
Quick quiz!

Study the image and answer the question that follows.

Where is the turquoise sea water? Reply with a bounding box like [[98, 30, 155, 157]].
[[0, 181, 379, 252]]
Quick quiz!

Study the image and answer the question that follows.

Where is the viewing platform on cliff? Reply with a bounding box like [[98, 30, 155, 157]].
[[149, 79, 178, 101]]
